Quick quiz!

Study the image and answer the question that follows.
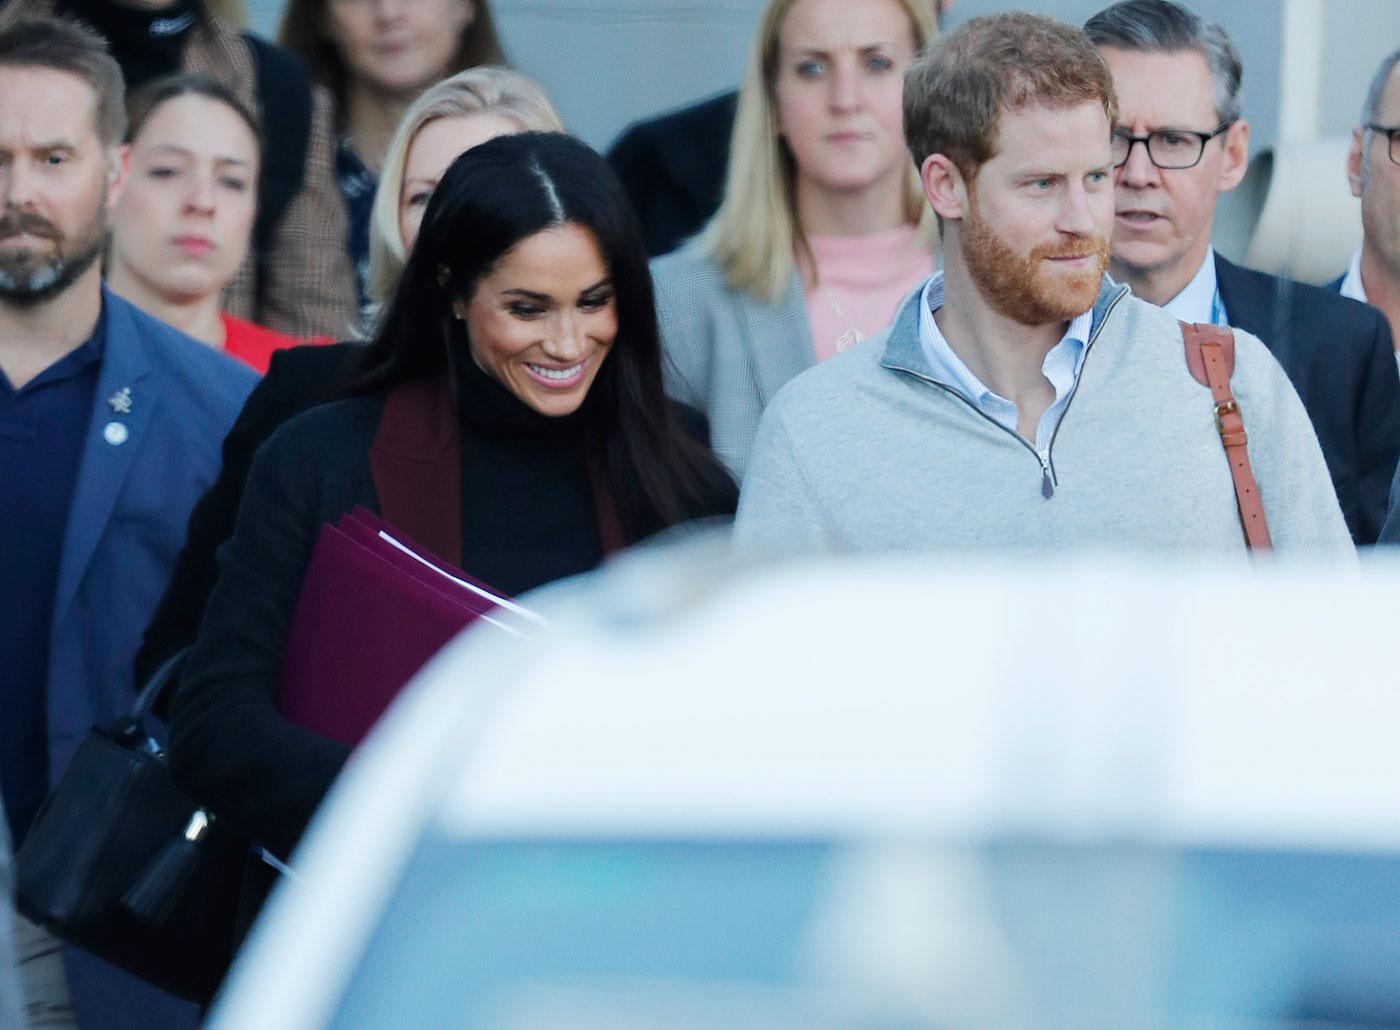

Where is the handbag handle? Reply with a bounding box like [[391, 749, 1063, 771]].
[[114, 647, 191, 738]]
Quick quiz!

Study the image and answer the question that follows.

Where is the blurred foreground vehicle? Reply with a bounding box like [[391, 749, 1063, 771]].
[[209, 538, 1400, 1028]]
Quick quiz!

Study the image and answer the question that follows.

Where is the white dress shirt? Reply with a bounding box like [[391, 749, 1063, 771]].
[[1161, 246, 1227, 326], [1340, 248, 1368, 304]]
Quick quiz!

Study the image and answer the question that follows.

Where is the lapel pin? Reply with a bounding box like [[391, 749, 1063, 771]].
[[103, 421, 129, 446], [108, 387, 132, 415]]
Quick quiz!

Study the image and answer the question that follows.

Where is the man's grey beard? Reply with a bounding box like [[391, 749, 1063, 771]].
[[0, 232, 105, 306], [0, 195, 108, 307]]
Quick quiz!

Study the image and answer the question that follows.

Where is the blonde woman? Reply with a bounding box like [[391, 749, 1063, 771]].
[[365, 65, 563, 308], [653, 0, 938, 478]]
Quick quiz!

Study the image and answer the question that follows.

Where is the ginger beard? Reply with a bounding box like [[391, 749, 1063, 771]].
[[960, 188, 1109, 327]]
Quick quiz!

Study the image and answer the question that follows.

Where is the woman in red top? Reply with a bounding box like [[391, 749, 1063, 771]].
[[107, 74, 329, 373]]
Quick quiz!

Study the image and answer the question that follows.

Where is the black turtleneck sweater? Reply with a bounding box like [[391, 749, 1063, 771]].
[[170, 362, 728, 860], [452, 347, 605, 598], [58, 0, 200, 89]]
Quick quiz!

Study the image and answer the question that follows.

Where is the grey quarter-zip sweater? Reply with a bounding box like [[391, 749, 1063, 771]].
[[734, 277, 1354, 557]]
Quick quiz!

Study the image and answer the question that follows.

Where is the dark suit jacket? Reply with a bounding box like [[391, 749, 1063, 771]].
[[1215, 255, 1400, 544], [607, 90, 737, 258], [134, 342, 364, 691]]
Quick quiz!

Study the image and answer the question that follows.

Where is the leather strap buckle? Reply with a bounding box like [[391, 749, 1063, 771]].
[[1182, 320, 1272, 551], [1214, 399, 1239, 434]]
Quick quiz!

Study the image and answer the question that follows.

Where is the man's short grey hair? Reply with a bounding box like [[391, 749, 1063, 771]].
[[1359, 48, 1400, 184], [1085, 0, 1243, 126], [1362, 48, 1400, 125]]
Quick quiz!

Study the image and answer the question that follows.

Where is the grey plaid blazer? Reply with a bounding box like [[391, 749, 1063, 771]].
[[652, 244, 814, 480]]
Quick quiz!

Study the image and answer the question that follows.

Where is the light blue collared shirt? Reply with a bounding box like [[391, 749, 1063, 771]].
[[1161, 246, 1227, 327], [916, 271, 1094, 453]]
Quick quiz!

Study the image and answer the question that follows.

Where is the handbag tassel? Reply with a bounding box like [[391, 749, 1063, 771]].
[[119, 810, 213, 925]]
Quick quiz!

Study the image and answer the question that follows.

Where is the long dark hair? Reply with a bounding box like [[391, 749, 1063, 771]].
[[350, 132, 737, 537]]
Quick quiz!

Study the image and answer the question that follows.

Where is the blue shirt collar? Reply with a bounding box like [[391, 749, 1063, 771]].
[[882, 271, 1125, 383], [914, 272, 1093, 405], [905, 272, 1096, 451]]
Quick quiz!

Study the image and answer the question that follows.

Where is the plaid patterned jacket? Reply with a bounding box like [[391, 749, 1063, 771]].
[[0, 2, 360, 340]]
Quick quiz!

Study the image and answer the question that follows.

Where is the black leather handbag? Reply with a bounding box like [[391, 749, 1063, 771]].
[[14, 650, 246, 1003]]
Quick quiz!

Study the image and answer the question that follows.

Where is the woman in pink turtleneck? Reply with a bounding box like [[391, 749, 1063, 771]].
[[652, 0, 938, 478]]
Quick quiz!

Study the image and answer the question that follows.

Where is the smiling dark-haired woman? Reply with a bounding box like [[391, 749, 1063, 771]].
[[169, 133, 738, 863]]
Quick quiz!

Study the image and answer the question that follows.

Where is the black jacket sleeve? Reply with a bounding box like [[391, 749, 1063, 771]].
[[167, 414, 354, 860], [134, 344, 361, 695], [606, 91, 737, 258]]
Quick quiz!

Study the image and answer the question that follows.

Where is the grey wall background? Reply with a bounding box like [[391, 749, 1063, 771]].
[[1318, 0, 1400, 135], [247, 0, 1400, 153]]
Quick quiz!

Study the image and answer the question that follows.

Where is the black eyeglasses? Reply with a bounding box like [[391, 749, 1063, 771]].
[[1365, 124, 1400, 166], [1111, 123, 1232, 170]]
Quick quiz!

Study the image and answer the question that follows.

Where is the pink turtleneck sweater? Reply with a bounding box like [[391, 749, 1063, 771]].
[[803, 225, 935, 363]]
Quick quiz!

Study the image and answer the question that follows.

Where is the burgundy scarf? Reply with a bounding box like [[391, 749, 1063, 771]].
[[366, 376, 627, 567]]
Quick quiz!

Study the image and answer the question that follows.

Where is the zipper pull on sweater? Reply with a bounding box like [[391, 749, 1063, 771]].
[[1039, 451, 1054, 499]]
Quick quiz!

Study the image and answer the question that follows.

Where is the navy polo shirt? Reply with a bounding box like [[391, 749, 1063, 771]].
[[0, 314, 104, 844]]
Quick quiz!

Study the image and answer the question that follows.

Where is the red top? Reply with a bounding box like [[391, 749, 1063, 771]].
[[220, 313, 331, 374]]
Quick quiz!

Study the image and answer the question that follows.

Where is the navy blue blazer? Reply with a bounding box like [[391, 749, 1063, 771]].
[[1215, 255, 1400, 545], [46, 290, 255, 1030]]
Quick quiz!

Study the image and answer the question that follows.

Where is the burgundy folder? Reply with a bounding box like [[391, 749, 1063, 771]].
[[278, 507, 514, 746]]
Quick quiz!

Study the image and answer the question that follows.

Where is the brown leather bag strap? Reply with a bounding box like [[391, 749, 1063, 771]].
[[1180, 322, 1273, 551]]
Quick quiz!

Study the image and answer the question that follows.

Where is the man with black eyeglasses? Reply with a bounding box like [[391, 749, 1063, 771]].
[[1087, 0, 1400, 546], [1339, 49, 1400, 375]]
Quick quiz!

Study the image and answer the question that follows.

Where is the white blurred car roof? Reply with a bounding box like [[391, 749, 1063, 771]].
[[209, 536, 1400, 1027]]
